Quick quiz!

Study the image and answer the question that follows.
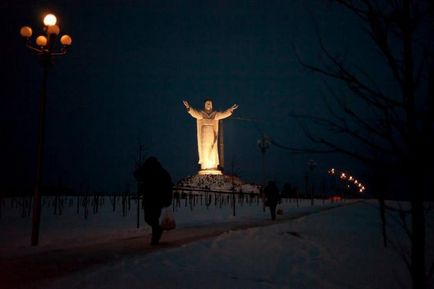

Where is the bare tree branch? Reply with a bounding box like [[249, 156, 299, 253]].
[[292, 112, 397, 157], [293, 2, 433, 288]]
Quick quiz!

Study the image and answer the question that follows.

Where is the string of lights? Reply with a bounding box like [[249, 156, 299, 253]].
[[328, 168, 366, 193]]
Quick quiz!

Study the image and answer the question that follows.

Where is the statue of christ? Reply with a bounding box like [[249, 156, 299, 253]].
[[183, 99, 238, 175]]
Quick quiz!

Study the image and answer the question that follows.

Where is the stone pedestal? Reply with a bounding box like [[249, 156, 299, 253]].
[[198, 169, 222, 175]]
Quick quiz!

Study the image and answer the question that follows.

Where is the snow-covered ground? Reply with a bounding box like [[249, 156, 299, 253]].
[[1, 196, 433, 289], [0, 195, 335, 256]]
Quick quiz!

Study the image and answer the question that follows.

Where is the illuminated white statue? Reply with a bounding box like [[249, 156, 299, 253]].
[[183, 99, 238, 175]]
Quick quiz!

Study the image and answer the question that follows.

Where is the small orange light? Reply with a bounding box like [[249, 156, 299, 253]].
[[20, 26, 33, 38], [36, 35, 48, 47], [47, 24, 60, 35], [60, 34, 72, 46]]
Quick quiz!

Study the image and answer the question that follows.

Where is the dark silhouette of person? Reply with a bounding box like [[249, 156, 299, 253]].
[[134, 156, 173, 245], [264, 181, 280, 220]]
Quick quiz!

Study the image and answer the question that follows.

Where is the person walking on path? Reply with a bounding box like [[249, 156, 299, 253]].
[[134, 156, 173, 245], [264, 181, 280, 220]]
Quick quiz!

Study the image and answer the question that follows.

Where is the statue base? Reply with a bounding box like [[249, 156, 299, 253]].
[[175, 174, 260, 194], [198, 169, 222, 175]]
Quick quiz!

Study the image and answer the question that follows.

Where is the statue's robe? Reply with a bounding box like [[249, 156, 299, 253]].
[[187, 107, 233, 170]]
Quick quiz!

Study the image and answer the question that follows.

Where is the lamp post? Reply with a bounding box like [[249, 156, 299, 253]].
[[257, 135, 270, 208], [257, 135, 270, 187], [20, 13, 72, 246], [307, 159, 316, 206]]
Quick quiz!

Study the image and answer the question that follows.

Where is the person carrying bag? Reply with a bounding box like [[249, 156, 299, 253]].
[[134, 156, 174, 246], [264, 181, 280, 220]]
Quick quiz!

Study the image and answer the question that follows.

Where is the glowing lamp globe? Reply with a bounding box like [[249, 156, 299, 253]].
[[47, 24, 60, 35], [60, 34, 72, 46], [43, 14, 57, 26], [36, 35, 48, 47], [20, 26, 33, 38]]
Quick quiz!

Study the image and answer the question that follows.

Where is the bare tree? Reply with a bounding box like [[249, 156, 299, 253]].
[[295, 1, 434, 288]]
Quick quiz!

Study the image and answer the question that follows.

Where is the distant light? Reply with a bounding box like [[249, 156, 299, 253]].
[[36, 35, 47, 47], [43, 14, 57, 26], [20, 26, 32, 38], [329, 168, 365, 193]]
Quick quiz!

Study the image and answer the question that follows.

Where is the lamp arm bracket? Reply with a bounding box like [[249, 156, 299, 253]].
[[26, 43, 43, 53]]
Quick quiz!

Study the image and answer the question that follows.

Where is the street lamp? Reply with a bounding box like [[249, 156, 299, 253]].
[[257, 135, 270, 210], [20, 13, 72, 246], [257, 135, 271, 188], [307, 159, 316, 205]]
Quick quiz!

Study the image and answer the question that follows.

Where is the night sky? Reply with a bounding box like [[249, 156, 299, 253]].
[[1, 0, 384, 193]]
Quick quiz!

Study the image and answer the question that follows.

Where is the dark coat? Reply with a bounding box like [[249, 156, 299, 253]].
[[134, 157, 173, 208], [264, 181, 280, 207]]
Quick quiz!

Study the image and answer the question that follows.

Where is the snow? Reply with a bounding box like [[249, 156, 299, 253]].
[[0, 195, 332, 256], [175, 174, 261, 194], [1, 196, 433, 289]]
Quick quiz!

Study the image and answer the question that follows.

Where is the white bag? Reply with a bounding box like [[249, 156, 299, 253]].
[[160, 208, 176, 231], [276, 205, 283, 215]]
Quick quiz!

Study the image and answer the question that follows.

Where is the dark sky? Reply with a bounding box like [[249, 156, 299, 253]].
[[1, 0, 383, 193]]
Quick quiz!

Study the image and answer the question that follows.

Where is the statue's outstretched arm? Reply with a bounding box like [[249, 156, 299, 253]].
[[183, 100, 202, 119], [215, 103, 238, 120], [230, 104, 239, 112]]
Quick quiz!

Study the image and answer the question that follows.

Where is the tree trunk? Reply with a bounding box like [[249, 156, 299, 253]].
[[409, 168, 426, 289], [379, 197, 387, 248], [411, 197, 426, 289]]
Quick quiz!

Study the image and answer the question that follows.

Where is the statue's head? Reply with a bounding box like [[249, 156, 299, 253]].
[[204, 99, 213, 112]]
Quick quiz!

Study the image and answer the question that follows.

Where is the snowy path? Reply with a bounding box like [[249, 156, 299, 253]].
[[1, 201, 354, 289]]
